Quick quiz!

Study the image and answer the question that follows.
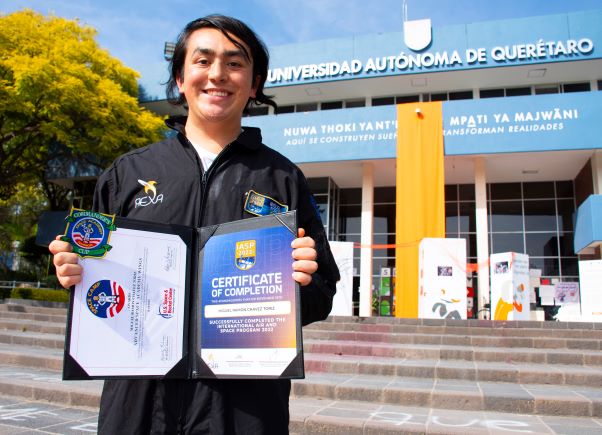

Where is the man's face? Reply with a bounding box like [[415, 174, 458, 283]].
[[176, 28, 258, 130]]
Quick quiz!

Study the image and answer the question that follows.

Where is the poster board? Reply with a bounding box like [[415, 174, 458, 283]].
[[490, 252, 530, 321], [328, 241, 354, 316], [579, 260, 602, 322], [418, 238, 467, 320]]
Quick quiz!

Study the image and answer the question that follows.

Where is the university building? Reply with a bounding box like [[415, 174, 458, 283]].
[[55, 9, 602, 319]]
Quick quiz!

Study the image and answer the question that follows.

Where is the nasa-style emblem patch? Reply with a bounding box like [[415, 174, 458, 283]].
[[86, 279, 126, 318], [61, 208, 116, 258]]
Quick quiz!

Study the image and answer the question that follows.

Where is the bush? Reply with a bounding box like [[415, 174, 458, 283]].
[[9, 287, 69, 303]]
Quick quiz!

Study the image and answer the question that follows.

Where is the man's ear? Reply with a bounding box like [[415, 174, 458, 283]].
[[250, 74, 260, 98], [176, 73, 185, 93]]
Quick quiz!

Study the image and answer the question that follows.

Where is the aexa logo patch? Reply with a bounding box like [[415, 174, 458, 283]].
[[135, 179, 164, 208]]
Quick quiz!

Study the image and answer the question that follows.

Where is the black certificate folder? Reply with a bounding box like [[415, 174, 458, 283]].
[[194, 211, 304, 379], [63, 211, 303, 380], [63, 217, 193, 380]]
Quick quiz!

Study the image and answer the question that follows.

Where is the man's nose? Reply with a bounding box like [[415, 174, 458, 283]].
[[209, 61, 227, 82]]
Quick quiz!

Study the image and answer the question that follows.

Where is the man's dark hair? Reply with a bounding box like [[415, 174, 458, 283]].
[[166, 14, 276, 111]]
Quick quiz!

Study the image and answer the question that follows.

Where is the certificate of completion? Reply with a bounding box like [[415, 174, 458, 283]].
[[195, 212, 304, 379], [64, 214, 189, 378], [62, 209, 302, 380]]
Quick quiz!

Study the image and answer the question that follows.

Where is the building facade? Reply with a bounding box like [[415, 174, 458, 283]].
[[54, 9, 602, 319], [240, 9, 602, 319]]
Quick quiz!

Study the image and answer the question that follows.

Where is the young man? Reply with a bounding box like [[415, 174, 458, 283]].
[[50, 15, 339, 434]]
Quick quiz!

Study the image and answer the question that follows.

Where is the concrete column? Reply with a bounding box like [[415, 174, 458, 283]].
[[359, 162, 374, 317], [591, 150, 602, 195], [474, 157, 490, 319]]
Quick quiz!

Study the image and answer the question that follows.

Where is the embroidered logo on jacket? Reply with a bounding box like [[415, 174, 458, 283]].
[[244, 190, 288, 216], [135, 179, 164, 208]]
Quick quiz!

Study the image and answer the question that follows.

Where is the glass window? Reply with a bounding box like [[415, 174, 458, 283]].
[[524, 200, 557, 231], [458, 184, 475, 201], [339, 205, 361, 233], [430, 93, 448, 101], [490, 201, 523, 232], [375, 187, 396, 203], [458, 233, 476, 258], [557, 199, 575, 232], [275, 105, 294, 114], [556, 181, 574, 198], [446, 202, 459, 233], [446, 231, 458, 239], [296, 103, 318, 112], [449, 90, 473, 100], [458, 202, 476, 233], [529, 257, 559, 276], [562, 82, 590, 93], [558, 233, 575, 257], [245, 106, 269, 117], [505, 87, 531, 97], [525, 232, 558, 257], [340, 189, 361, 205], [372, 96, 395, 106], [445, 185, 458, 201], [396, 95, 420, 103], [561, 257, 579, 276], [534, 85, 559, 95], [321, 101, 343, 110], [345, 99, 366, 108], [523, 182, 554, 199], [491, 233, 524, 253], [490, 183, 521, 200], [479, 88, 505, 99], [374, 204, 395, 233]]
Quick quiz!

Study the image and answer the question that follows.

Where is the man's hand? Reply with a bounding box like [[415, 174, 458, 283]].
[[48, 236, 83, 289], [291, 228, 318, 286]]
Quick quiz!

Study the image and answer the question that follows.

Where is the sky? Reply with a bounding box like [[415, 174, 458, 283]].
[[2, 0, 601, 98]]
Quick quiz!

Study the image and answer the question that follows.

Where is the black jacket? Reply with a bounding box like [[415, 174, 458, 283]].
[[93, 117, 339, 434]]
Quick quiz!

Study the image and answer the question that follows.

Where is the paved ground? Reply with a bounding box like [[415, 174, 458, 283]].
[[0, 396, 97, 434], [0, 393, 601, 434]]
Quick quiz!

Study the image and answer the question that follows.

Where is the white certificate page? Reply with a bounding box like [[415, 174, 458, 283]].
[[69, 227, 186, 377]]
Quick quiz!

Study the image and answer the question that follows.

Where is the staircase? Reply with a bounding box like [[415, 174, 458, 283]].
[[0, 301, 601, 434]]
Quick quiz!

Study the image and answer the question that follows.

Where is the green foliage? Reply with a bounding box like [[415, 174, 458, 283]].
[[0, 182, 48, 251], [7, 287, 69, 303], [0, 9, 166, 200]]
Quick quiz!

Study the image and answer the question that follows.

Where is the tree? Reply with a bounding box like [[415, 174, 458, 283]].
[[0, 10, 166, 200]]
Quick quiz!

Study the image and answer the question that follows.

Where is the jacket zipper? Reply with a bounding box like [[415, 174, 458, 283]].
[[177, 134, 234, 433]]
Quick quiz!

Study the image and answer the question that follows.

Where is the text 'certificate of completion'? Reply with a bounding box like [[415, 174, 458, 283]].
[[67, 225, 187, 377], [196, 212, 303, 379]]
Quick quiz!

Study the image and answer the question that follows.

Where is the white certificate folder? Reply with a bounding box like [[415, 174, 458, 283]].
[[63, 211, 303, 380]]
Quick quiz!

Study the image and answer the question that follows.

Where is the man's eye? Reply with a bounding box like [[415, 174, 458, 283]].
[[197, 59, 209, 65]]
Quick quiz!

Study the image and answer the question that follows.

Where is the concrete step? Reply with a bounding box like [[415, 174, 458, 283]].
[[307, 317, 602, 340], [0, 309, 67, 324], [0, 365, 102, 409], [0, 302, 68, 316], [0, 365, 600, 434], [0, 343, 64, 371], [292, 372, 602, 418], [303, 353, 602, 387], [0, 330, 65, 350], [303, 338, 602, 366], [304, 328, 602, 350], [3, 341, 600, 391], [0, 318, 66, 335]]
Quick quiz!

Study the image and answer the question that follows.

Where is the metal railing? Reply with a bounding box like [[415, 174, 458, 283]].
[[0, 280, 44, 289]]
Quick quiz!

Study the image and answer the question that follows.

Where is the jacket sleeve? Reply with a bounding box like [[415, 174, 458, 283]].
[[295, 172, 340, 326]]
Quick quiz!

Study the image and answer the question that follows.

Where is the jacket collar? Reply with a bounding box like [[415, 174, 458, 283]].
[[165, 116, 262, 150]]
